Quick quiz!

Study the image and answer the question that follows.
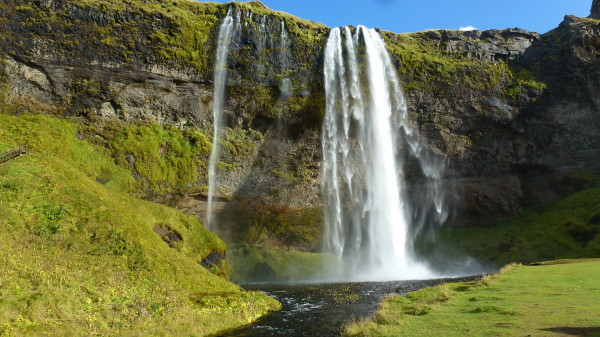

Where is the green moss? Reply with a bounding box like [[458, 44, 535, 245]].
[[228, 246, 343, 283], [270, 169, 299, 182], [0, 111, 279, 336], [220, 127, 263, 157], [232, 0, 327, 42], [5, 0, 327, 76], [381, 31, 502, 92], [381, 30, 546, 102], [426, 176, 600, 267], [227, 204, 323, 252], [96, 121, 212, 196], [503, 66, 547, 98]]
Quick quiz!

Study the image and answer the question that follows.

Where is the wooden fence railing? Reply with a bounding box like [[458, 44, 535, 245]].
[[0, 146, 28, 164]]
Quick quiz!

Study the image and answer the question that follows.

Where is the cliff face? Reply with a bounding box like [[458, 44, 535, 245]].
[[592, 0, 600, 19], [1, 0, 599, 243]]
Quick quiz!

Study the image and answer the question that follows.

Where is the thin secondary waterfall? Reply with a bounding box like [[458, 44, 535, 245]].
[[322, 26, 445, 281], [278, 19, 291, 99], [206, 8, 238, 230]]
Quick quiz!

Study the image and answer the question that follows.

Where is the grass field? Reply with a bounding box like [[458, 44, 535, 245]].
[[345, 260, 600, 336]]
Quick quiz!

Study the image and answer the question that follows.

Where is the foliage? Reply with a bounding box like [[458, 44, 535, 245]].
[[99, 121, 211, 196], [224, 203, 323, 252], [426, 176, 600, 267], [503, 67, 547, 98], [380, 30, 546, 100], [0, 110, 280, 336], [0, 0, 327, 77], [345, 261, 600, 336], [228, 246, 344, 283]]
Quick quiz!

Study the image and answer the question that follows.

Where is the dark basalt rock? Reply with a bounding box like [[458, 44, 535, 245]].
[[153, 224, 183, 248], [200, 252, 226, 270], [591, 0, 600, 18]]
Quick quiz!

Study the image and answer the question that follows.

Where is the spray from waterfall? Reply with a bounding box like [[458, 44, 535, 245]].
[[322, 26, 446, 281], [206, 8, 239, 230]]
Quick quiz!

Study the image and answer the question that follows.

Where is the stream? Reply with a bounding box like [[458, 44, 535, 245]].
[[219, 275, 481, 337]]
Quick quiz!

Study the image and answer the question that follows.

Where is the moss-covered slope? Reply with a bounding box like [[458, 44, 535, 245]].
[[0, 109, 279, 336], [417, 175, 600, 269]]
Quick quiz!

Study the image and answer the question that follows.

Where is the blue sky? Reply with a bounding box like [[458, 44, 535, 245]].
[[206, 0, 591, 34]]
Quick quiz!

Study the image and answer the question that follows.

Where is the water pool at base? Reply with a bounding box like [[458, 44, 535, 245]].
[[219, 276, 481, 337]]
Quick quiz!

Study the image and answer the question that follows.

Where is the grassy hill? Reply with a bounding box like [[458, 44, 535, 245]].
[[0, 109, 279, 336]]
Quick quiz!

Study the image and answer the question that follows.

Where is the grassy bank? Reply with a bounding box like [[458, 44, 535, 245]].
[[345, 260, 600, 336], [418, 177, 600, 269], [0, 111, 279, 336]]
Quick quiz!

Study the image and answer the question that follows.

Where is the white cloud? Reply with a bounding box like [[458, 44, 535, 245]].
[[459, 25, 478, 31]]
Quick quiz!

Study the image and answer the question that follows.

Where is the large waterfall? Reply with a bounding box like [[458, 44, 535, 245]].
[[322, 26, 446, 281], [206, 8, 239, 230]]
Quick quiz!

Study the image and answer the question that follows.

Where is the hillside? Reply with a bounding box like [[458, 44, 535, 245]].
[[0, 106, 279, 336]]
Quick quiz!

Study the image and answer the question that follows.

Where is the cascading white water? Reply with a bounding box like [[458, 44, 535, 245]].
[[278, 19, 292, 99], [322, 26, 445, 281], [206, 8, 239, 230]]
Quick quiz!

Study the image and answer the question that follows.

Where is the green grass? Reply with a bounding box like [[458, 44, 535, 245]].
[[424, 178, 600, 267], [345, 261, 600, 336], [0, 111, 279, 336]]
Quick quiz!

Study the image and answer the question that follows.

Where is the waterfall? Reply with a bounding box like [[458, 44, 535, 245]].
[[278, 19, 291, 99], [206, 8, 239, 230], [322, 26, 445, 281]]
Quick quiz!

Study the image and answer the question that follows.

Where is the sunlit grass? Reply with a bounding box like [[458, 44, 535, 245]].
[[345, 261, 600, 336], [0, 112, 279, 336]]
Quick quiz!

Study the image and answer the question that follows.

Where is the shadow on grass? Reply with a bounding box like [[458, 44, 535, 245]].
[[540, 327, 600, 337]]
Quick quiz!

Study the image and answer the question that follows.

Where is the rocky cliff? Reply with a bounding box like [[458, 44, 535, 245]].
[[592, 0, 600, 19], [1, 0, 599, 249]]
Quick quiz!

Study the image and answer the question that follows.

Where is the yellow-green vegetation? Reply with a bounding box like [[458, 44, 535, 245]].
[[0, 0, 328, 77], [77, 0, 226, 73], [381, 31, 546, 99], [503, 66, 547, 98], [345, 261, 600, 336], [89, 120, 212, 196], [228, 246, 343, 283], [226, 204, 323, 251], [0, 0, 221, 72], [427, 175, 600, 267], [232, 1, 327, 43], [0, 111, 279, 336], [220, 126, 263, 158]]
